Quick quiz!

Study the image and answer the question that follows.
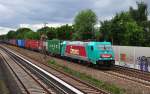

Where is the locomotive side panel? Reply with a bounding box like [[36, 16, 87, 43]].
[[62, 41, 89, 61]]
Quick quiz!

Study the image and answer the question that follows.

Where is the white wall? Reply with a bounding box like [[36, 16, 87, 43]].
[[113, 46, 150, 71]]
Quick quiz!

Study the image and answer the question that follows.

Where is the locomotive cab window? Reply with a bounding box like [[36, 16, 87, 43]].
[[91, 46, 94, 51]]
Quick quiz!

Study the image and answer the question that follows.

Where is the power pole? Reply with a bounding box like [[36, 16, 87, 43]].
[[40, 23, 48, 60]]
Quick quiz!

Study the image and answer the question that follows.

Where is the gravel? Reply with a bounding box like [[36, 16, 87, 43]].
[[0, 62, 10, 94]]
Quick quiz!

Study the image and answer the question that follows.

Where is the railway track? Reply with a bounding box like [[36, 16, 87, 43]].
[[0, 45, 109, 94], [114, 65, 150, 80], [0, 52, 50, 94], [108, 65, 150, 86], [54, 55, 150, 87], [3, 44, 150, 93], [0, 48, 62, 94], [55, 55, 150, 87]]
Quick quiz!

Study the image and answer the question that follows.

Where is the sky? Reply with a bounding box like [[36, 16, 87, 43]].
[[0, 0, 149, 35]]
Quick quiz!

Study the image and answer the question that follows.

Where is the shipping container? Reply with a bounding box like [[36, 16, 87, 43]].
[[29, 40, 40, 50], [47, 39, 62, 55], [25, 40, 30, 49], [17, 39, 25, 48], [9, 39, 17, 46]]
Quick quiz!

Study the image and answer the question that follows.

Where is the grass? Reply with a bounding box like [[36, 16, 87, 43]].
[[48, 59, 125, 94]]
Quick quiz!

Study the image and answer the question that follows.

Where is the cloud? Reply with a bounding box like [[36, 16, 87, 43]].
[[0, 27, 15, 35], [0, 0, 141, 26], [93, 0, 139, 21], [0, 0, 147, 31], [19, 23, 72, 31]]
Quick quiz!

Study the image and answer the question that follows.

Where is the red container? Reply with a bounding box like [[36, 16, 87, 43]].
[[25, 40, 30, 49], [29, 40, 40, 50]]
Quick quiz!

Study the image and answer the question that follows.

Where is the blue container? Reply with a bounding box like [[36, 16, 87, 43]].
[[17, 39, 25, 48]]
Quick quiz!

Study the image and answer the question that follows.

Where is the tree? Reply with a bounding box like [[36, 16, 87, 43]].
[[129, 2, 148, 27], [94, 28, 102, 41], [74, 9, 97, 40], [37, 26, 57, 40], [99, 20, 112, 42], [15, 28, 33, 39], [0, 35, 6, 40], [46, 27, 56, 40], [37, 26, 49, 35], [6, 30, 16, 39], [24, 31, 40, 39], [56, 24, 74, 40], [100, 12, 145, 46], [129, 2, 150, 46]]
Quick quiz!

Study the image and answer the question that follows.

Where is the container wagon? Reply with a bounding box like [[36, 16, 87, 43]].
[[47, 39, 62, 55], [17, 39, 25, 48], [29, 40, 40, 50], [25, 40, 31, 49]]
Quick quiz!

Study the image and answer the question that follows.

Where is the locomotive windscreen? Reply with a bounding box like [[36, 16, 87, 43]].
[[98, 45, 112, 50]]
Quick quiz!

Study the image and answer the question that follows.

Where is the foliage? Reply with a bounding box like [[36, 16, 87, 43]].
[[129, 1, 150, 46], [74, 9, 97, 40], [100, 2, 149, 46], [56, 24, 74, 40], [129, 2, 148, 28], [112, 12, 144, 46], [37, 26, 56, 40], [36, 25, 74, 40], [0, 35, 6, 40], [99, 20, 112, 42], [46, 27, 56, 40], [15, 28, 33, 39], [6, 28, 40, 40], [94, 28, 102, 41], [6, 30, 16, 39], [37, 26, 49, 35], [24, 31, 40, 39], [4, 2, 150, 47]]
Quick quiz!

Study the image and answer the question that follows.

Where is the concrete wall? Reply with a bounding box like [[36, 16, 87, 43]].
[[113, 46, 150, 72]]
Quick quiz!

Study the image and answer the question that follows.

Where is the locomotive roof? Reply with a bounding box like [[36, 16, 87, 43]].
[[63, 41, 111, 45]]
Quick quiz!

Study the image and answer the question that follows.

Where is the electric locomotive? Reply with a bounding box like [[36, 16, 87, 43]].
[[61, 41, 115, 66]]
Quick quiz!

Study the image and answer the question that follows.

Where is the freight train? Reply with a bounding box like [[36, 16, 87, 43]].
[[4, 39, 115, 67]]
